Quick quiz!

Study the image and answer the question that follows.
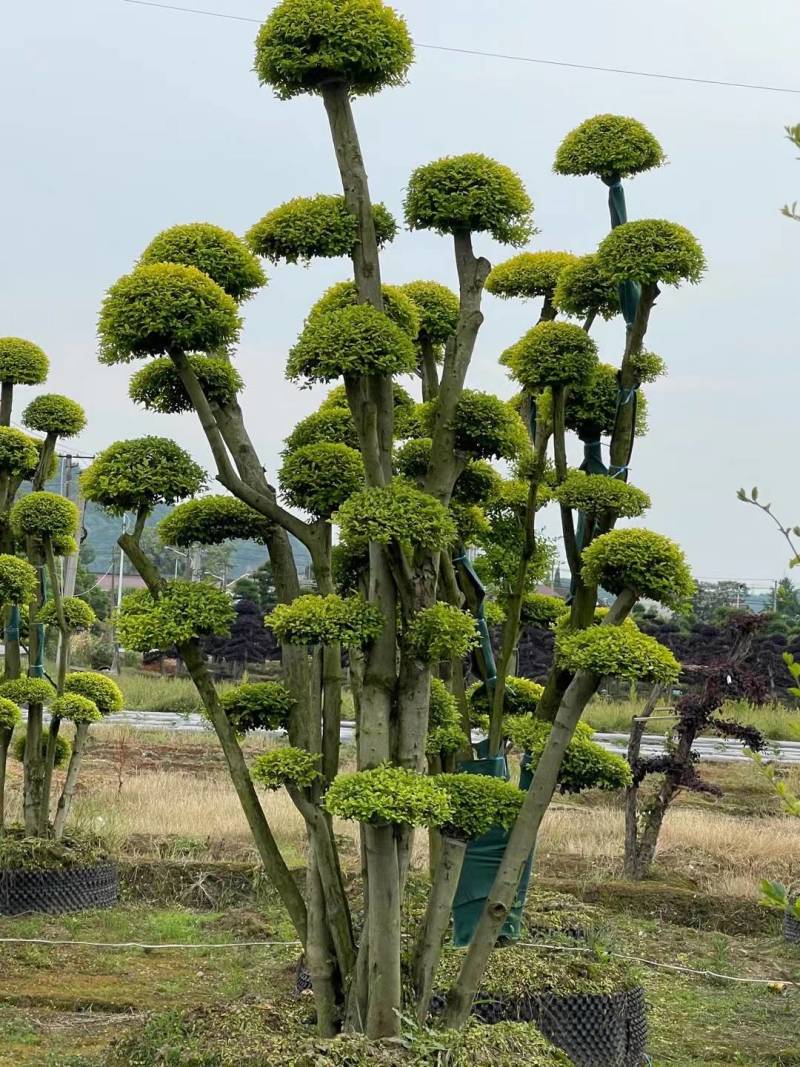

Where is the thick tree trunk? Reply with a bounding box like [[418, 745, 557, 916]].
[[413, 834, 467, 1023], [396, 650, 431, 772], [322, 642, 342, 785], [38, 716, 61, 835], [623, 684, 663, 879], [40, 541, 70, 834], [0, 382, 13, 427], [23, 704, 44, 835], [53, 721, 89, 840], [425, 232, 491, 503], [289, 786, 355, 983], [305, 854, 340, 1037], [3, 609, 20, 681], [365, 822, 401, 1038], [0, 727, 10, 832], [420, 338, 440, 402]]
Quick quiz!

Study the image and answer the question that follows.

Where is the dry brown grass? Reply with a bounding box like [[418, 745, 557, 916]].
[[536, 806, 799, 896], [15, 767, 785, 901]]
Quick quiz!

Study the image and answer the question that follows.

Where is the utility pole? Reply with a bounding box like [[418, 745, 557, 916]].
[[110, 515, 127, 675]]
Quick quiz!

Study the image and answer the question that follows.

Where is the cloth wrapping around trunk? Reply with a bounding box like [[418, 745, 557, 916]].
[[451, 750, 534, 946]]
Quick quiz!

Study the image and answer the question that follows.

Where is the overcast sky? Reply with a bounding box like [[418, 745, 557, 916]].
[[1, 0, 798, 584]]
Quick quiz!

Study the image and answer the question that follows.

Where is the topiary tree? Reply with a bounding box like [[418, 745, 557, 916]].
[[88, 6, 705, 1046], [0, 340, 96, 844]]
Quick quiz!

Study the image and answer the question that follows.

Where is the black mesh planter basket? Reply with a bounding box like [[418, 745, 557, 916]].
[[439, 984, 647, 1067], [0, 862, 118, 915], [784, 911, 800, 946]]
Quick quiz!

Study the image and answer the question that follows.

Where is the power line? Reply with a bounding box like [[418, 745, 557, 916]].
[[121, 0, 800, 96]]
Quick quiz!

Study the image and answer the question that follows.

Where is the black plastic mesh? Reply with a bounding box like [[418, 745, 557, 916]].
[[430, 985, 647, 1067], [784, 912, 800, 946], [0, 863, 118, 915]]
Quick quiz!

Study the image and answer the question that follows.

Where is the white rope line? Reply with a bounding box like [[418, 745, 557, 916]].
[[0, 934, 792, 986], [0, 936, 302, 950], [515, 942, 796, 987]]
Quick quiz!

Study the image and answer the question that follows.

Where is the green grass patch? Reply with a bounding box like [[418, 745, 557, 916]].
[[584, 697, 800, 742]]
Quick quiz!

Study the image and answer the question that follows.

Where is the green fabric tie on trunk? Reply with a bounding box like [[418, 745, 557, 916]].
[[451, 750, 534, 946]]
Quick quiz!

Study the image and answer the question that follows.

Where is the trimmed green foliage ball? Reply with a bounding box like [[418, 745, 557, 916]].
[[81, 438, 206, 516], [399, 280, 460, 346], [426, 678, 464, 755], [13, 732, 71, 767], [0, 338, 49, 385], [426, 720, 469, 759], [37, 597, 96, 631], [556, 624, 680, 684], [331, 539, 369, 595], [404, 154, 534, 245], [394, 402, 428, 442], [250, 747, 322, 790], [320, 381, 414, 415], [437, 773, 524, 839], [129, 355, 243, 415], [506, 321, 598, 391], [22, 395, 86, 438], [406, 603, 479, 664], [581, 528, 694, 610], [469, 676, 544, 719], [0, 676, 56, 707], [597, 219, 706, 286], [159, 495, 272, 548], [507, 718, 632, 793], [453, 460, 502, 507], [98, 263, 241, 364], [139, 222, 266, 302], [335, 481, 456, 552], [247, 195, 396, 263], [286, 304, 417, 383], [420, 390, 528, 462], [284, 407, 358, 454], [266, 593, 383, 647], [554, 253, 620, 321], [0, 555, 38, 606], [50, 535, 78, 558], [279, 442, 364, 518], [394, 437, 432, 482], [0, 428, 39, 478], [564, 362, 618, 439], [554, 470, 650, 519], [50, 693, 101, 725], [448, 501, 489, 545], [220, 681, 294, 733], [486, 251, 577, 300], [629, 350, 665, 385], [308, 280, 420, 338], [64, 672, 124, 716], [12, 492, 78, 541], [324, 764, 450, 826], [117, 581, 235, 651], [553, 114, 665, 181], [520, 593, 566, 629], [429, 677, 459, 729], [0, 697, 21, 731], [254, 0, 413, 99]]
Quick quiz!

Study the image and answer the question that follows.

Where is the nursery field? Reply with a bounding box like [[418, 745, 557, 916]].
[[1, 727, 798, 1066]]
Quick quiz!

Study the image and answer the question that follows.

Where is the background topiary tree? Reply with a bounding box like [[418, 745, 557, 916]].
[[0, 339, 115, 843], [86, 2, 705, 1045]]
